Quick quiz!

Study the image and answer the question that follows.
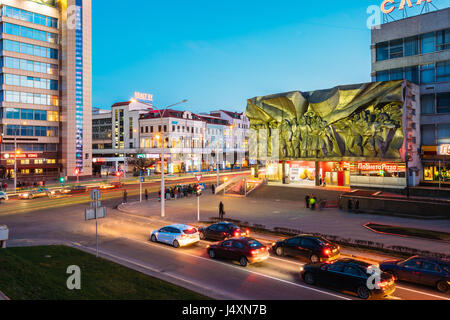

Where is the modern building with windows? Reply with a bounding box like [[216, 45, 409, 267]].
[[0, 0, 92, 181], [371, 7, 450, 185]]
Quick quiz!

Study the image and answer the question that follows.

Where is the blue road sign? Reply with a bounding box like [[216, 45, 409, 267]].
[[141, 177, 145, 183]]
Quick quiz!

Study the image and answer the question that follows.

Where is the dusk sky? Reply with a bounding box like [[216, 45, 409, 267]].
[[92, 0, 450, 114]]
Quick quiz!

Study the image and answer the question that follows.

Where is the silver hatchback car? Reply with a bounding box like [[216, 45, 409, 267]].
[[150, 224, 200, 248]]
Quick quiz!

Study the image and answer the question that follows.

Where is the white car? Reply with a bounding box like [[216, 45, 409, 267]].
[[0, 192, 8, 201], [150, 224, 200, 248]]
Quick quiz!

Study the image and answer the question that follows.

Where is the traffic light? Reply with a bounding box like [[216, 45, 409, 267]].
[[195, 184, 202, 196], [74, 168, 80, 176], [59, 177, 65, 184], [115, 171, 122, 177]]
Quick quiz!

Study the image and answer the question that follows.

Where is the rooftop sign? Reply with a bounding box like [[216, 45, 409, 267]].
[[380, 0, 432, 14], [134, 92, 153, 102]]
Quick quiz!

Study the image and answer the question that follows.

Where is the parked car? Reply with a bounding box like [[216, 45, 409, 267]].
[[301, 259, 396, 300], [379, 256, 450, 293], [199, 222, 249, 241], [0, 191, 8, 201], [150, 224, 200, 248], [60, 185, 88, 195], [272, 235, 340, 263], [19, 187, 55, 199], [207, 237, 269, 267]]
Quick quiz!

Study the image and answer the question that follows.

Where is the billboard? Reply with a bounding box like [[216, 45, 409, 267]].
[[28, 0, 57, 8]]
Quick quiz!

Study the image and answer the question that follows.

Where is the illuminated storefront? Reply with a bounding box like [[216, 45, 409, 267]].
[[422, 145, 450, 185]]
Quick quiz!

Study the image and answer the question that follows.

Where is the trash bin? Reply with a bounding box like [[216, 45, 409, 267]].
[[0, 225, 9, 248]]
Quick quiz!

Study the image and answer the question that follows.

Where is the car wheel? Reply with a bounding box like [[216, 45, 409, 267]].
[[357, 286, 371, 300], [150, 234, 157, 243], [208, 249, 216, 259], [436, 281, 449, 293], [275, 247, 284, 256], [310, 254, 320, 263], [304, 273, 315, 285], [173, 240, 180, 248], [239, 256, 248, 267], [199, 232, 205, 240]]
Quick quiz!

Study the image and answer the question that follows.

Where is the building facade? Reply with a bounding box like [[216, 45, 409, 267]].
[[246, 80, 422, 190], [0, 0, 92, 181], [371, 7, 450, 185], [92, 101, 250, 175]]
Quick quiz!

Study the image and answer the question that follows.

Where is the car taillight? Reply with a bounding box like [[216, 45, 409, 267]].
[[251, 249, 259, 256], [181, 234, 187, 239], [323, 248, 331, 256], [234, 231, 239, 237], [379, 281, 390, 289]]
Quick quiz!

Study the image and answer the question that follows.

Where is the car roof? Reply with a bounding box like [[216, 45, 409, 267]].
[[415, 256, 450, 264], [168, 224, 194, 230], [338, 259, 372, 268]]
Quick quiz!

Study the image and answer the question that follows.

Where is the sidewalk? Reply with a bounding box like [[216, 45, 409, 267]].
[[117, 193, 450, 257]]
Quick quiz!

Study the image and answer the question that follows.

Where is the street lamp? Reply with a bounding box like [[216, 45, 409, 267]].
[[130, 98, 188, 218]]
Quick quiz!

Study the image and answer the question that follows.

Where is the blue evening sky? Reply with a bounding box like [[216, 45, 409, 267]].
[[92, 0, 449, 113]]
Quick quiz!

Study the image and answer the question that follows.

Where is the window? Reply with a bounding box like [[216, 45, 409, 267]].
[[421, 32, 435, 54], [327, 262, 344, 272], [405, 66, 419, 84], [421, 125, 436, 145], [389, 39, 403, 59], [286, 238, 300, 246], [437, 93, 450, 114], [419, 261, 440, 273], [420, 64, 435, 84], [343, 266, 363, 277], [421, 95, 435, 114], [437, 124, 450, 144], [376, 71, 389, 82], [436, 60, 450, 82], [436, 29, 450, 51], [390, 68, 403, 80], [232, 241, 244, 249], [376, 42, 389, 61], [300, 238, 316, 249]]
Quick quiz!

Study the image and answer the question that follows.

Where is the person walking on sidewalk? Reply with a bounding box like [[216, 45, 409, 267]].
[[123, 190, 128, 204], [310, 196, 317, 211], [212, 184, 216, 194], [145, 189, 148, 201], [305, 194, 310, 209], [219, 201, 225, 221]]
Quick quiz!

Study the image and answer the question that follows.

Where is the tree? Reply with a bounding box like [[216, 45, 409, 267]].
[[127, 150, 155, 174]]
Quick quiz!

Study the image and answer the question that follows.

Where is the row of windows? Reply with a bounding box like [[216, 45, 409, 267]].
[[1, 143, 57, 152], [376, 28, 450, 61], [421, 93, 450, 115], [422, 124, 450, 145], [4, 108, 58, 122], [140, 125, 203, 134], [3, 74, 58, 90], [375, 60, 450, 84], [3, 39, 58, 59], [1, 6, 58, 28], [3, 22, 58, 44], [5, 125, 58, 137], [3, 56, 58, 75], [2, 90, 59, 106]]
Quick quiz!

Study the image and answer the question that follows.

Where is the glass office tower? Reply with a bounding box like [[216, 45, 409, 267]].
[[0, 0, 92, 181]]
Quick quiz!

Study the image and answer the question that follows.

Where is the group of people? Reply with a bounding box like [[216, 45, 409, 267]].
[[0, 180, 46, 192], [158, 184, 199, 201]]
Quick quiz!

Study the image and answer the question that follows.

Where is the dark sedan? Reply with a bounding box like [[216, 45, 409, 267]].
[[272, 235, 340, 263], [207, 237, 269, 267], [380, 256, 449, 293], [301, 259, 396, 299], [199, 222, 249, 241]]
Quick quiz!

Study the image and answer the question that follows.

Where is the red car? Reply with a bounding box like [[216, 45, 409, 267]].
[[207, 237, 270, 267]]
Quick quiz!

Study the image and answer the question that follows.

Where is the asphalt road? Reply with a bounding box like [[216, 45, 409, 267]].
[[1, 189, 449, 301]]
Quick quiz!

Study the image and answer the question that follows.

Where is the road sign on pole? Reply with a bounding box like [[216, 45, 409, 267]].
[[197, 195, 200, 222], [196, 175, 202, 182], [86, 189, 105, 258]]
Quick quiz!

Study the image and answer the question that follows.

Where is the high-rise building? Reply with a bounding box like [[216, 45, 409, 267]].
[[371, 7, 450, 186], [0, 0, 92, 181]]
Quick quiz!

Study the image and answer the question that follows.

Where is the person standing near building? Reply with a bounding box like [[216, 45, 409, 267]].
[[145, 189, 148, 201], [212, 184, 216, 194], [305, 194, 310, 209], [310, 196, 317, 211], [123, 190, 128, 204], [219, 201, 225, 221]]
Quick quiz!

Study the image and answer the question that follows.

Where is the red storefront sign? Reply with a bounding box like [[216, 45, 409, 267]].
[[357, 163, 399, 172], [2, 153, 38, 159], [438, 145, 450, 156]]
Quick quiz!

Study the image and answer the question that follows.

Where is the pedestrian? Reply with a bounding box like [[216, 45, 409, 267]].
[[212, 184, 216, 194], [145, 189, 148, 201], [174, 188, 178, 199], [219, 201, 225, 221], [348, 199, 353, 212], [123, 190, 128, 204], [305, 194, 310, 209]]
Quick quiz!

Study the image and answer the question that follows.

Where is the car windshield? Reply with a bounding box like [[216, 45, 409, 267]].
[[316, 237, 332, 246], [246, 239, 263, 248], [183, 228, 197, 234]]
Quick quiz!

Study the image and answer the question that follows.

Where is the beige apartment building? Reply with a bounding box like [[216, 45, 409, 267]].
[[0, 0, 92, 182]]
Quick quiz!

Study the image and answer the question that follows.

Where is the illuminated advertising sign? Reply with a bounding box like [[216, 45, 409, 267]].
[[438, 145, 450, 156], [28, 0, 57, 8], [357, 163, 400, 172], [380, 0, 432, 14], [3, 153, 38, 159], [134, 92, 153, 102]]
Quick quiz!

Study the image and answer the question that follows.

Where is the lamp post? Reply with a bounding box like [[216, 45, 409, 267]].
[[130, 98, 187, 218]]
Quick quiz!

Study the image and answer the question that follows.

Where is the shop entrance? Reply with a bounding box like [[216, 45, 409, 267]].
[[319, 162, 350, 187]]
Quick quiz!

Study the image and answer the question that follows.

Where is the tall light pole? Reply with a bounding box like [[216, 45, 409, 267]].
[[130, 98, 188, 219]]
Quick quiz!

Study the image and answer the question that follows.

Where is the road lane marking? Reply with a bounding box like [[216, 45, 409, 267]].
[[122, 237, 352, 300], [396, 285, 450, 300]]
